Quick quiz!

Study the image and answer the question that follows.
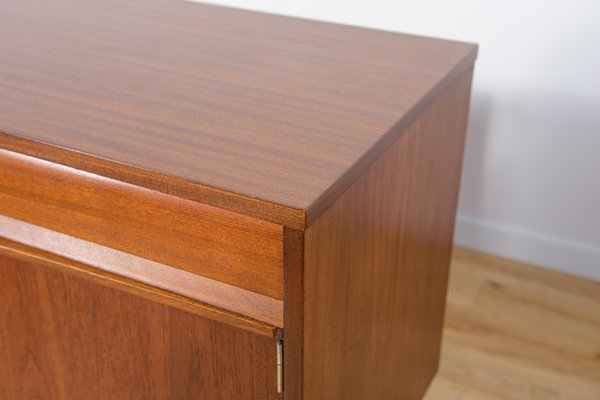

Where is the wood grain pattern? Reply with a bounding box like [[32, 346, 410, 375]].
[[283, 228, 305, 400], [0, 149, 284, 300], [0, 0, 476, 227], [0, 214, 283, 336], [0, 251, 280, 400], [0, 2, 480, 397], [302, 70, 473, 400], [425, 247, 600, 400]]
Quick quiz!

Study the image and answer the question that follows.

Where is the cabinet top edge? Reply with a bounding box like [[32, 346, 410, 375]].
[[0, 0, 476, 229]]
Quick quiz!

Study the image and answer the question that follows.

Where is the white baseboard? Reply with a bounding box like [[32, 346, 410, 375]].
[[454, 215, 600, 282]]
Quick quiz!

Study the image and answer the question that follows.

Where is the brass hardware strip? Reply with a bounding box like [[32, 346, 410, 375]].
[[277, 339, 284, 394]]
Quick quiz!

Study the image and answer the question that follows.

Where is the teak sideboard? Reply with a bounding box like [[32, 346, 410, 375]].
[[0, 1, 477, 399]]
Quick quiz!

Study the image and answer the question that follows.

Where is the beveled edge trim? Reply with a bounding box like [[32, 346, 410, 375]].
[[0, 214, 283, 337], [0, 148, 285, 300]]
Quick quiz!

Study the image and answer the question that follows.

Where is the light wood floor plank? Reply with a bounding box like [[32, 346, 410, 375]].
[[425, 247, 600, 400]]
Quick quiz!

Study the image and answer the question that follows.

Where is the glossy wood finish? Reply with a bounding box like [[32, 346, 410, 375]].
[[0, 0, 476, 227], [0, 149, 283, 300], [0, 251, 280, 400], [283, 229, 305, 399], [426, 247, 600, 400], [301, 71, 473, 400], [0, 1, 478, 398], [0, 215, 283, 336]]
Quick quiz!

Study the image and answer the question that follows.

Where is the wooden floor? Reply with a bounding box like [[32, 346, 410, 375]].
[[424, 247, 600, 400]]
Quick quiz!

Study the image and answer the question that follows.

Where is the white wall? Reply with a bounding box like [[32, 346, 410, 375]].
[[197, 0, 600, 280]]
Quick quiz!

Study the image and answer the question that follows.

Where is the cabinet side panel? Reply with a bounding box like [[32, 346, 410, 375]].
[[0, 251, 279, 400], [303, 70, 473, 400]]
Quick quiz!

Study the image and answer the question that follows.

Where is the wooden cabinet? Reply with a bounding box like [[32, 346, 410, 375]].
[[0, 1, 477, 399]]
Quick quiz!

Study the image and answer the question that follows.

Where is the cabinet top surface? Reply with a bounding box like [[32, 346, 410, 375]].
[[0, 0, 476, 226]]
